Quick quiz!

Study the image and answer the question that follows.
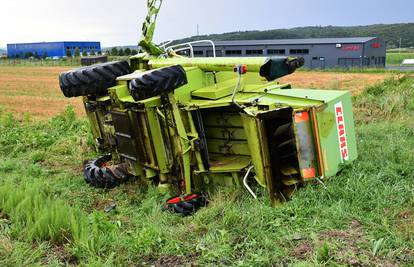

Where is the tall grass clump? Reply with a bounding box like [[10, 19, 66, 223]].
[[0, 181, 120, 262], [0, 182, 85, 243], [354, 75, 414, 122]]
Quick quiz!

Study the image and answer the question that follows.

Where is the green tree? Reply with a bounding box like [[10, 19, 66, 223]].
[[111, 47, 118, 56], [118, 48, 125, 56], [90, 49, 96, 56], [34, 52, 39, 59], [66, 48, 72, 58], [74, 47, 80, 57], [124, 48, 131, 56], [97, 51, 102, 55], [131, 49, 138, 55], [25, 52, 33, 58], [82, 49, 88, 57], [42, 52, 48, 59]]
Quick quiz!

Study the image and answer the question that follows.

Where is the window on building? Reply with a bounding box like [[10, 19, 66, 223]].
[[206, 50, 222, 57], [246, 49, 263, 55], [268, 49, 285, 55], [194, 50, 204, 56], [290, 49, 309, 55], [225, 50, 242, 55]]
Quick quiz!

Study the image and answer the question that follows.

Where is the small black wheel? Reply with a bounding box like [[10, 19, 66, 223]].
[[163, 193, 208, 216], [59, 61, 131, 98], [83, 154, 132, 189]]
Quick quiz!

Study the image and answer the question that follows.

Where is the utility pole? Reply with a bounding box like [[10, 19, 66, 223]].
[[399, 38, 402, 54]]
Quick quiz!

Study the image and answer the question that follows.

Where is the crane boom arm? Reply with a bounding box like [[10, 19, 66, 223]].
[[139, 0, 165, 55]]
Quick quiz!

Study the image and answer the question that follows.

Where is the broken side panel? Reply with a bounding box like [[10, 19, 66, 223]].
[[254, 107, 321, 204]]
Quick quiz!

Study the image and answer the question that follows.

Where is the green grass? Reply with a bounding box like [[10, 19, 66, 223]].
[[299, 67, 403, 74], [0, 77, 414, 266], [386, 53, 414, 66], [0, 58, 81, 67]]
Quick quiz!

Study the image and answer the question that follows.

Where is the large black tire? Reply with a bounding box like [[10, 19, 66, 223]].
[[84, 154, 132, 189], [59, 61, 131, 98], [163, 193, 208, 216], [128, 65, 187, 101]]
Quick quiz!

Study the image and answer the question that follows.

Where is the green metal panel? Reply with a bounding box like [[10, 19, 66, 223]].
[[208, 154, 251, 173], [204, 127, 247, 140], [174, 67, 205, 103], [272, 89, 348, 103], [315, 91, 357, 177], [192, 78, 240, 100], [146, 107, 171, 173], [207, 139, 250, 156], [241, 114, 267, 187]]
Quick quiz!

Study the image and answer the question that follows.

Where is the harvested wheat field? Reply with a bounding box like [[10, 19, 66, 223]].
[[0, 66, 83, 119], [0, 66, 390, 119], [279, 71, 391, 95]]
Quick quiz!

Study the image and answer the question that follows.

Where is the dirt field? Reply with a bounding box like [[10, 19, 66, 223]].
[[0, 66, 82, 119], [279, 71, 390, 95], [0, 66, 390, 119]]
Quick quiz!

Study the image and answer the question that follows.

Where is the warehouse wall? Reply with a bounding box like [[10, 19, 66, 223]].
[[363, 38, 387, 67], [7, 41, 101, 58], [191, 38, 386, 69], [7, 42, 64, 58], [64, 42, 101, 57]]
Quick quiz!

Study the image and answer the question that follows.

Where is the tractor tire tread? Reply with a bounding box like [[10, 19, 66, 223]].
[[129, 65, 188, 101], [83, 154, 131, 189], [59, 61, 131, 97]]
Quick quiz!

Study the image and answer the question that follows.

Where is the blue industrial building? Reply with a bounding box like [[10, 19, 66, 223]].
[[7, 41, 101, 58]]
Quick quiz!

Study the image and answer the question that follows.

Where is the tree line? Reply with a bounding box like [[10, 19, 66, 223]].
[[106, 47, 138, 56], [173, 23, 414, 49]]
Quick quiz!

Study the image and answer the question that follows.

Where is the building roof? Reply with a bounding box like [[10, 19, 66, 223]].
[[192, 37, 377, 47], [7, 41, 100, 46]]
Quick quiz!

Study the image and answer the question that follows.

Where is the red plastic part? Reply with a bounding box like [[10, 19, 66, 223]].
[[167, 197, 182, 204], [184, 194, 200, 201]]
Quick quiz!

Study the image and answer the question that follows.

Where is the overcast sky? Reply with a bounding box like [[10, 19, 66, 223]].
[[1, 0, 413, 48]]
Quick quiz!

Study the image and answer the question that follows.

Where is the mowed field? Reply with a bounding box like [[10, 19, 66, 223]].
[[0, 67, 83, 119], [0, 66, 391, 119]]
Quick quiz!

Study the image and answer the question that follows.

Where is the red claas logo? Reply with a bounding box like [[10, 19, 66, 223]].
[[335, 102, 349, 162]]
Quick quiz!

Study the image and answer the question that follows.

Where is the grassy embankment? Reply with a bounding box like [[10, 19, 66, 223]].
[[386, 52, 414, 66], [0, 76, 413, 266]]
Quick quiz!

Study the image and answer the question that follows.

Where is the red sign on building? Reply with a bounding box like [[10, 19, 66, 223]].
[[341, 44, 361, 51], [342, 44, 361, 51]]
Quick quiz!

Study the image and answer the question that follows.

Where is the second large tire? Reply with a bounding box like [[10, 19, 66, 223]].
[[128, 65, 187, 101], [84, 155, 132, 189], [59, 61, 131, 98]]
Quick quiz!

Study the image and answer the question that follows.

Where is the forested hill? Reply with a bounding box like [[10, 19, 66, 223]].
[[173, 23, 414, 48]]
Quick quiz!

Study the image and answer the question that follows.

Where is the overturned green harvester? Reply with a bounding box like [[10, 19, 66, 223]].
[[59, 0, 357, 215]]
